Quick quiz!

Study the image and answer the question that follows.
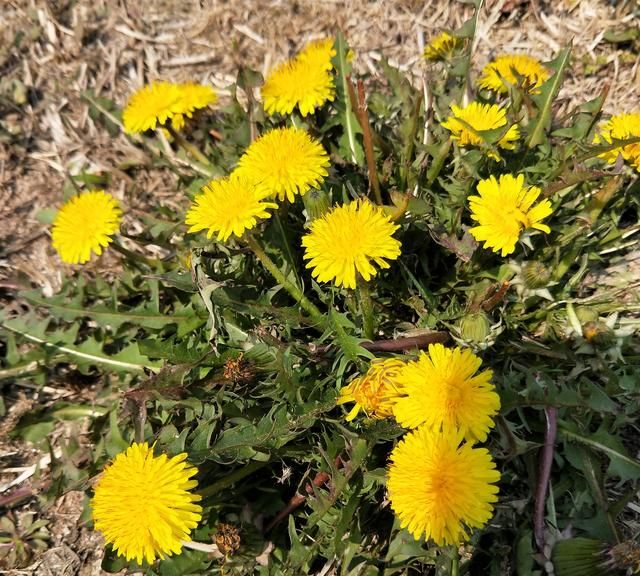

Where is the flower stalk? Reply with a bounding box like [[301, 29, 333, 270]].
[[165, 124, 213, 168], [358, 279, 375, 340], [245, 234, 326, 328]]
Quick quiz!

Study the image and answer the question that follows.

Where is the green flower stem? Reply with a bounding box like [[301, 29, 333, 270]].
[[451, 548, 460, 576], [165, 124, 213, 168], [358, 279, 375, 340], [111, 238, 157, 269], [244, 234, 326, 329]]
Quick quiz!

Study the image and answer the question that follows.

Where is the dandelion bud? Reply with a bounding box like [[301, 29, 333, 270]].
[[582, 321, 615, 347], [574, 306, 599, 324], [302, 188, 331, 221], [521, 261, 550, 288], [459, 312, 491, 344]]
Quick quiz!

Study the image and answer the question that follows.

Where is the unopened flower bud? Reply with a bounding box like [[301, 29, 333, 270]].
[[302, 188, 331, 221], [521, 261, 550, 289], [582, 321, 615, 347], [459, 312, 491, 344]]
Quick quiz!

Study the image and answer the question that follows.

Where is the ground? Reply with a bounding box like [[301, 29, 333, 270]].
[[1, 0, 638, 573]]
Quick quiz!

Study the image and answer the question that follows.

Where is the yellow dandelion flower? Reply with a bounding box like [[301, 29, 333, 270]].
[[441, 101, 520, 160], [393, 343, 500, 442], [51, 190, 122, 265], [297, 37, 336, 71], [235, 127, 330, 202], [423, 31, 462, 61], [171, 83, 217, 130], [337, 358, 406, 421], [186, 173, 278, 242], [302, 200, 402, 289], [387, 426, 500, 545], [594, 112, 640, 171], [123, 82, 183, 134], [478, 54, 550, 94], [91, 442, 202, 565], [468, 173, 553, 256], [262, 49, 335, 116]]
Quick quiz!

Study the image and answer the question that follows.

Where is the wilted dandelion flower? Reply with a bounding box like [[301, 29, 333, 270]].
[[262, 41, 335, 116], [91, 442, 202, 565], [235, 127, 330, 202], [393, 343, 500, 442], [423, 31, 462, 61], [468, 173, 553, 256], [297, 37, 336, 71], [51, 190, 122, 264], [171, 83, 217, 130], [387, 426, 500, 545], [478, 54, 550, 94], [186, 174, 278, 242], [123, 82, 183, 134], [441, 102, 519, 160], [337, 358, 406, 421], [594, 111, 640, 171], [302, 200, 402, 289]]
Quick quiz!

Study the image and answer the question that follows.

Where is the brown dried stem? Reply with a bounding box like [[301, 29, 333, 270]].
[[534, 406, 557, 550], [309, 331, 449, 355]]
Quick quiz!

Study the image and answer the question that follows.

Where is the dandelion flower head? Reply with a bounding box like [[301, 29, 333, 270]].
[[186, 173, 278, 242], [302, 200, 402, 289], [171, 83, 217, 130], [393, 343, 500, 442], [594, 111, 640, 171], [52, 190, 122, 265], [91, 442, 202, 565], [262, 39, 336, 117], [337, 358, 406, 421], [123, 82, 183, 134], [387, 426, 500, 545], [441, 101, 519, 160], [297, 37, 336, 71], [235, 127, 330, 202], [478, 54, 550, 94], [468, 173, 553, 257], [423, 31, 462, 61]]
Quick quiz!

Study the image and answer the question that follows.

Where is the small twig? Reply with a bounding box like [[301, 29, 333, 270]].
[[264, 470, 332, 533], [534, 406, 557, 550], [309, 331, 449, 355], [347, 77, 383, 204]]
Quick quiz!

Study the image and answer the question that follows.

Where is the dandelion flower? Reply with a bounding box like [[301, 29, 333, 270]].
[[337, 358, 406, 421], [51, 190, 122, 264], [91, 442, 202, 565], [302, 200, 402, 289], [262, 44, 335, 116], [235, 127, 330, 202], [594, 112, 640, 171], [123, 82, 183, 134], [297, 37, 336, 71], [186, 173, 278, 242], [468, 173, 553, 256], [441, 102, 519, 160], [387, 426, 500, 545], [171, 83, 217, 130], [423, 32, 462, 61], [478, 54, 550, 94], [393, 343, 500, 442]]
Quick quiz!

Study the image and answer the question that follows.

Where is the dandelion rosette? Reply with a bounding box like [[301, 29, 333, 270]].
[[51, 190, 122, 265], [337, 358, 407, 421], [91, 442, 202, 565], [186, 173, 278, 242], [478, 54, 550, 94], [261, 39, 336, 116], [393, 343, 500, 442], [235, 127, 330, 202], [468, 173, 553, 256], [123, 82, 183, 134], [441, 101, 519, 160], [423, 31, 462, 61], [302, 200, 402, 289], [594, 111, 640, 171], [387, 426, 500, 545]]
